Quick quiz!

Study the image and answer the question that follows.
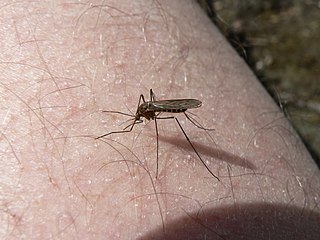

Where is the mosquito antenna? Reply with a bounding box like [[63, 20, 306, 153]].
[[102, 110, 135, 118], [123, 119, 143, 130], [119, 117, 136, 127]]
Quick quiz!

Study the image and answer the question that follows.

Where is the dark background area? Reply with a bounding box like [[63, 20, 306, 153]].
[[197, 0, 320, 168]]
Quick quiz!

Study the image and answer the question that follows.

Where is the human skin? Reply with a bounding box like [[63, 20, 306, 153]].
[[1, 0, 320, 239]]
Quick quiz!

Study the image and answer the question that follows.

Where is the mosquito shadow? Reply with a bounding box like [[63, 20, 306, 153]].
[[159, 135, 257, 170], [139, 202, 320, 240]]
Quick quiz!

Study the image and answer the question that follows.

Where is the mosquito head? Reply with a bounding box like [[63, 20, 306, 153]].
[[135, 104, 144, 120], [136, 102, 155, 121], [134, 112, 141, 121]]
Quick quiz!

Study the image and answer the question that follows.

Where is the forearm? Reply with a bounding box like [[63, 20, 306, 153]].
[[1, 0, 319, 239]]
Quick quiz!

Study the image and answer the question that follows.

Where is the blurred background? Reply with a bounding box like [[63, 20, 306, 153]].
[[197, 0, 320, 167]]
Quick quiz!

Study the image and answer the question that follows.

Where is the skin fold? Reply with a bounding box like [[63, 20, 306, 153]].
[[0, 0, 319, 239]]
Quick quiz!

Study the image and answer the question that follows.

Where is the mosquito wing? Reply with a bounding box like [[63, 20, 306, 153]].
[[149, 99, 202, 111]]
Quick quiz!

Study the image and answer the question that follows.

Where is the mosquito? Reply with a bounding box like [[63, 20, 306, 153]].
[[96, 89, 219, 181]]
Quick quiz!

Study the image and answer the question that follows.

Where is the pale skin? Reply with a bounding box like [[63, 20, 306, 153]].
[[0, 0, 320, 239]]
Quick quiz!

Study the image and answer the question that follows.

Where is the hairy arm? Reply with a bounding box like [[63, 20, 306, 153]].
[[0, 0, 319, 239]]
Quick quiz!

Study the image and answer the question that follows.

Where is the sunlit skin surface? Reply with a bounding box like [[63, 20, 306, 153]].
[[0, 0, 319, 239]]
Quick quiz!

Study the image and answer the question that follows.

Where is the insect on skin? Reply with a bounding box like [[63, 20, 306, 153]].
[[96, 89, 220, 181]]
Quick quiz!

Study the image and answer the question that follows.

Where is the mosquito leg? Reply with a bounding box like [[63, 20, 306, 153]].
[[184, 112, 217, 147], [184, 112, 215, 131], [154, 116, 160, 179], [133, 93, 146, 115], [95, 120, 137, 139], [133, 93, 146, 118], [174, 117, 220, 181], [150, 89, 156, 102], [139, 93, 146, 104], [155, 116, 219, 181]]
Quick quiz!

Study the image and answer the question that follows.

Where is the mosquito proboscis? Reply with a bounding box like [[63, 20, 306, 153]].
[[96, 89, 219, 181]]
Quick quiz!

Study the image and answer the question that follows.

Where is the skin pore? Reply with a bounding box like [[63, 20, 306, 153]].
[[1, 0, 320, 239]]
